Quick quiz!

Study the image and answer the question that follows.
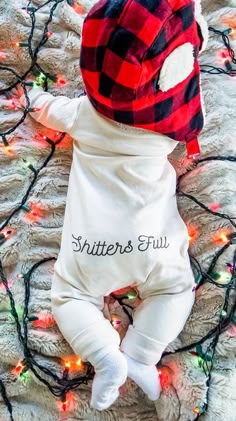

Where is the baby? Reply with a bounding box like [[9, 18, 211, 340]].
[[20, 0, 208, 411]]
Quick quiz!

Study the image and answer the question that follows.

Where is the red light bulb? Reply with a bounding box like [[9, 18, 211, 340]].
[[37, 132, 47, 140], [56, 75, 67, 87], [208, 203, 220, 212]]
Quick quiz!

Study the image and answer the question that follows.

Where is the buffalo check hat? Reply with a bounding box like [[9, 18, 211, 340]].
[[80, 0, 208, 158]]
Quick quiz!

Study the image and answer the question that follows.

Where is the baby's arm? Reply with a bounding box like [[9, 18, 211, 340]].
[[20, 86, 83, 134]]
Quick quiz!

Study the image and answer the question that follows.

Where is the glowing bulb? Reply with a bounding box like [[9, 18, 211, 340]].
[[111, 318, 121, 329], [76, 358, 82, 366], [11, 42, 28, 47], [127, 292, 137, 299], [187, 225, 198, 242], [4, 145, 13, 154], [222, 54, 230, 64], [214, 230, 231, 244], [1, 135, 13, 154], [12, 360, 25, 376], [218, 271, 231, 284], [57, 391, 75, 412], [226, 263, 233, 274], [22, 203, 42, 223], [56, 75, 67, 87], [37, 132, 47, 141], [193, 407, 201, 414], [218, 50, 233, 71], [0, 279, 13, 290], [208, 203, 220, 212], [221, 310, 227, 318], [72, 3, 86, 14], [157, 366, 172, 388], [0, 229, 13, 245], [220, 233, 229, 243], [62, 402, 67, 411], [36, 73, 46, 85]]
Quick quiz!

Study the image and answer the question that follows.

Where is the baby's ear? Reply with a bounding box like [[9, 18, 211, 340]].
[[158, 43, 194, 92]]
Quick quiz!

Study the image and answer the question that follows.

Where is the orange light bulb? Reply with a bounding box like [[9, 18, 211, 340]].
[[193, 407, 200, 414], [76, 357, 82, 366], [187, 225, 198, 243], [4, 145, 13, 154], [73, 3, 86, 14], [221, 233, 228, 242], [214, 229, 231, 245]]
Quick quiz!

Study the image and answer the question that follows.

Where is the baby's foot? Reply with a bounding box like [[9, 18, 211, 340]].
[[90, 346, 128, 411], [122, 352, 161, 400]]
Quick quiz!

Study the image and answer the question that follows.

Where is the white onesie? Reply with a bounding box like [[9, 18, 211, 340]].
[[20, 87, 195, 365]]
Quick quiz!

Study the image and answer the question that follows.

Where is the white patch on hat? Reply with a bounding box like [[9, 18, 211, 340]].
[[158, 42, 195, 92]]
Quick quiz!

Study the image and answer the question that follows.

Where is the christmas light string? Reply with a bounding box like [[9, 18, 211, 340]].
[[0, 1, 235, 419], [200, 26, 236, 75], [0, 0, 96, 416]]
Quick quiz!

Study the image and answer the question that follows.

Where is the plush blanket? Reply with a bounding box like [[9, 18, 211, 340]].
[[0, 0, 236, 420]]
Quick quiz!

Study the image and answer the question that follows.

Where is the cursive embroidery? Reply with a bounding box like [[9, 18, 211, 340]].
[[138, 235, 170, 251], [72, 234, 170, 256], [72, 235, 133, 256]]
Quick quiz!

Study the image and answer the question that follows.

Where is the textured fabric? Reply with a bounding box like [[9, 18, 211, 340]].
[[1, 1, 236, 419], [80, 0, 208, 147]]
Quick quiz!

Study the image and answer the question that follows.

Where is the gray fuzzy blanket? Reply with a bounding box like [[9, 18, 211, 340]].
[[0, 0, 236, 420]]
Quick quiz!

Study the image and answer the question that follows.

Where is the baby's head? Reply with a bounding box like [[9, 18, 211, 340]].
[[80, 0, 207, 153]]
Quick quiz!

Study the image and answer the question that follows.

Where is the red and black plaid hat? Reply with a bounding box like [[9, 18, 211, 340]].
[[80, 0, 207, 158]]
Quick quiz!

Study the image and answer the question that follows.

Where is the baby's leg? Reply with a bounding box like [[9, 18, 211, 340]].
[[120, 257, 195, 399], [51, 270, 127, 410]]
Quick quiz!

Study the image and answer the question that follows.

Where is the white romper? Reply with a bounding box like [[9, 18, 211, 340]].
[[21, 87, 195, 365]]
